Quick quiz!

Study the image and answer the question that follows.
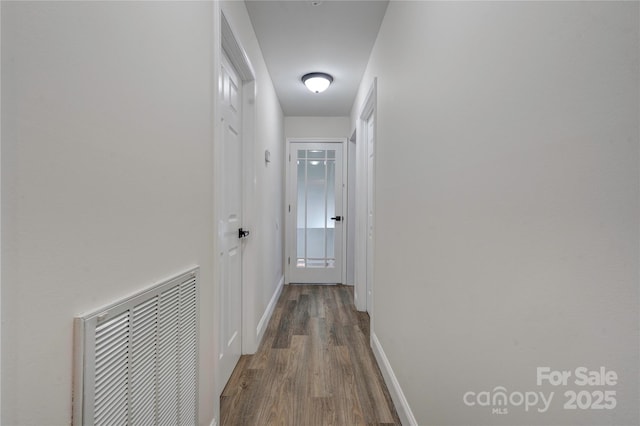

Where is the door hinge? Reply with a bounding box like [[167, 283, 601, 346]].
[[288, 204, 291, 213], [288, 257, 290, 265], [289, 154, 291, 162]]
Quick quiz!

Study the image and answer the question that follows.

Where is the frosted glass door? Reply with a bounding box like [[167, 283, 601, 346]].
[[289, 142, 343, 283]]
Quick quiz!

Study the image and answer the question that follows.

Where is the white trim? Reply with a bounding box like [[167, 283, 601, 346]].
[[346, 131, 357, 287], [355, 78, 377, 312], [371, 332, 418, 426], [360, 79, 377, 123], [341, 137, 348, 286], [221, 14, 254, 81], [212, 3, 223, 412], [256, 275, 284, 340], [211, 5, 222, 424], [0, 2, 3, 412], [240, 80, 257, 354], [209, 417, 218, 426]]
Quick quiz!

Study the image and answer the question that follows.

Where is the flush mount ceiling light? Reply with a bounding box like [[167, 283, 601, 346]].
[[302, 72, 333, 94]]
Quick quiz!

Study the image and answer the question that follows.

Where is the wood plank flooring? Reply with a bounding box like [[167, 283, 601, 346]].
[[220, 285, 401, 426]]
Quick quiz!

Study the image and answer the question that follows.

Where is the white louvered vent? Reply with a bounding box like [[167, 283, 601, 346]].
[[73, 268, 199, 426]]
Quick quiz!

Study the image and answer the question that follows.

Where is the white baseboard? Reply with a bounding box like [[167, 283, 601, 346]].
[[256, 275, 284, 341], [371, 332, 418, 426]]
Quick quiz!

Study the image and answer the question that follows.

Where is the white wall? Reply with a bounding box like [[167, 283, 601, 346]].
[[284, 116, 350, 139], [1, 1, 284, 425], [220, 1, 285, 357], [2, 3, 215, 423], [351, 2, 639, 425]]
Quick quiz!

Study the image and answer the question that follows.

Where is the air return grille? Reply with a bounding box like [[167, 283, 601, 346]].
[[73, 268, 199, 426]]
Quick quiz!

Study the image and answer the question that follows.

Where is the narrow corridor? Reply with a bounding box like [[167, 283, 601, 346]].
[[221, 285, 401, 425]]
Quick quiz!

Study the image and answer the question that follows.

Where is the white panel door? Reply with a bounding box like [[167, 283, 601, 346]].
[[219, 52, 243, 386], [289, 142, 343, 284]]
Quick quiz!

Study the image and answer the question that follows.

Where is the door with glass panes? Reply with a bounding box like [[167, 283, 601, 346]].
[[288, 142, 343, 283]]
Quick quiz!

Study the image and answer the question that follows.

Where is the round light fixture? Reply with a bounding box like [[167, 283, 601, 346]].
[[302, 72, 333, 93]]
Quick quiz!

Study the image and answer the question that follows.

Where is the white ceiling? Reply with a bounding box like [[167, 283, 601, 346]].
[[245, 0, 389, 117]]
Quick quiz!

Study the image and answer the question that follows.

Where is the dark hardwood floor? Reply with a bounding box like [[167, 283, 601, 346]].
[[220, 284, 401, 426]]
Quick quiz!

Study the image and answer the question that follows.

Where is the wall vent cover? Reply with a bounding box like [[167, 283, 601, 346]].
[[73, 268, 199, 426]]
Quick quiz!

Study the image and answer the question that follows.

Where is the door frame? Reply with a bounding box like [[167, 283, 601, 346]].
[[285, 138, 348, 285], [213, 9, 256, 396], [355, 79, 377, 315]]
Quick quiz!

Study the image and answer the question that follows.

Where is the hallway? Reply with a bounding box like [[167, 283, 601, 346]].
[[2, 2, 638, 425], [220, 285, 401, 425]]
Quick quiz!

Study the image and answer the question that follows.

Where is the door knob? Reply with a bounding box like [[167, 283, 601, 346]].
[[330, 216, 342, 222], [238, 228, 250, 239]]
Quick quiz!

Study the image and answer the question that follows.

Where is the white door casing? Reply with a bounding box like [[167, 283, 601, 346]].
[[366, 114, 375, 313], [346, 135, 357, 286], [355, 79, 376, 313], [218, 51, 243, 388], [286, 139, 347, 284]]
